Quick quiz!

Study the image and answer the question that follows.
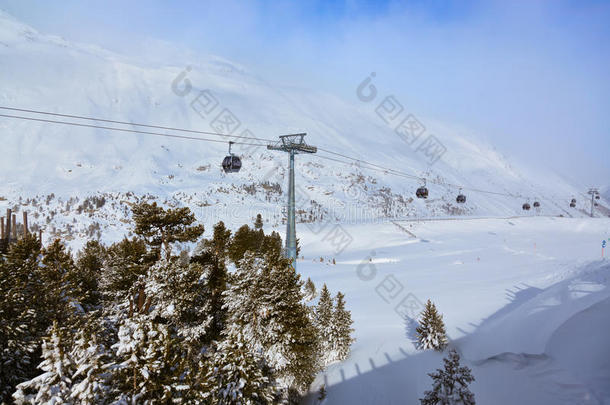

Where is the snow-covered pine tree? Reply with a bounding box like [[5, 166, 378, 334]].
[[330, 292, 355, 362], [224, 252, 320, 395], [221, 252, 261, 343], [109, 315, 185, 403], [131, 201, 205, 261], [191, 221, 232, 343], [303, 277, 317, 302], [100, 237, 149, 303], [0, 234, 43, 401], [416, 300, 448, 351], [40, 239, 83, 324], [145, 260, 213, 347], [201, 331, 276, 404], [13, 322, 74, 405], [314, 284, 334, 362], [69, 328, 110, 403], [74, 240, 107, 309], [420, 349, 475, 405], [228, 225, 264, 263], [264, 257, 320, 393], [254, 213, 264, 230]]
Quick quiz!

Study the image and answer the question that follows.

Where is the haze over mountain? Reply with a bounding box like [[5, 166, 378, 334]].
[[0, 9, 606, 246]]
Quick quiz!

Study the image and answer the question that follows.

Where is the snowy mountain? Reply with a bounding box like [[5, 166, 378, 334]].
[[0, 9, 606, 247]]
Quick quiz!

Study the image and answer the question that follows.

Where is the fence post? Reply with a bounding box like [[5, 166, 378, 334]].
[[6, 209, 11, 242], [12, 214, 17, 240], [23, 211, 28, 236]]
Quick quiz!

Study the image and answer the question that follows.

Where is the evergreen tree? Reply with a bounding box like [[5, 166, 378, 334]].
[[314, 284, 334, 361], [74, 240, 107, 309], [145, 260, 213, 346], [132, 201, 204, 260], [229, 225, 263, 263], [420, 349, 475, 405], [416, 300, 448, 351], [192, 221, 232, 342], [260, 231, 283, 260], [109, 315, 185, 403], [201, 331, 276, 404], [303, 277, 317, 302], [0, 234, 44, 401], [330, 292, 355, 362], [13, 322, 74, 405], [264, 258, 320, 393], [69, 328, 110, 403], [222, 253, 264, 342], [224, 253, 320, 394], [254, 213, 264, 230], [40, 239, 81, 322], [101, 237, 149, 301]]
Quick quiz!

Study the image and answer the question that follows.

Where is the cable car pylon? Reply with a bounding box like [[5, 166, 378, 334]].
[[268, 133, 317, 269]]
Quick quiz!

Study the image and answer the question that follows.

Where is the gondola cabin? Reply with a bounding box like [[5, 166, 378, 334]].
[[522, 203, 531, 211], [456, 194, 466, 204], [416, 187, 429, 199], [533, 201, 540, 208], [222, 155, 242, 173], [222, 141, 242, 173]]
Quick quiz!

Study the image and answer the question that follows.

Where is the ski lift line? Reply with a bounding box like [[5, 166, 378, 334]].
[[0, 109, 584, 204], [316, 146, 523, 199], [313, 153, 424, 180], [0, 106, 549, 200], [317, 147, 423, 181], [0, 113, 268, 147], [314, 151, 422, 180], [0, 106, 275, 143], [316, 149, 520, 199]]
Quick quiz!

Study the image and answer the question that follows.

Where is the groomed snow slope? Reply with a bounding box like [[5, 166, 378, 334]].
[[296, 216, 610, 404]]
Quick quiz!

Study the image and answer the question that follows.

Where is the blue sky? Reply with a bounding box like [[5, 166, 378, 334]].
[[1, 0, 609, 184]]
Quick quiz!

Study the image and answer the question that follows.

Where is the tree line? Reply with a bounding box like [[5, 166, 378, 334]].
[[0, 202, 354, 404]]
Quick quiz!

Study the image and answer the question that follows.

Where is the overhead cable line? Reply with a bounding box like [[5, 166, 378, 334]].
[[0, 107, 566, 201], [0, 106, 274, 143], [0, 113, 267, 147]]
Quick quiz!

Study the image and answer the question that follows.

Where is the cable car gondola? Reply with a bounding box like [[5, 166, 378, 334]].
[[221, 141, 242, 173], [533, 201, 540, 208], [456, 189, 466, 204], [416, 180, 429, 199], [570, 198, 576, 208], [522, 203, 531, 211], [595, 195, 600, 200]]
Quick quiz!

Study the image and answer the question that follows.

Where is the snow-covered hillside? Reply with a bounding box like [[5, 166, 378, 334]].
[[298, 216, 610, 404], [1, 9, 607, 247]]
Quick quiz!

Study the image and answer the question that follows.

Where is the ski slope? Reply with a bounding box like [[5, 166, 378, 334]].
[[295, 216, 610, 404]]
